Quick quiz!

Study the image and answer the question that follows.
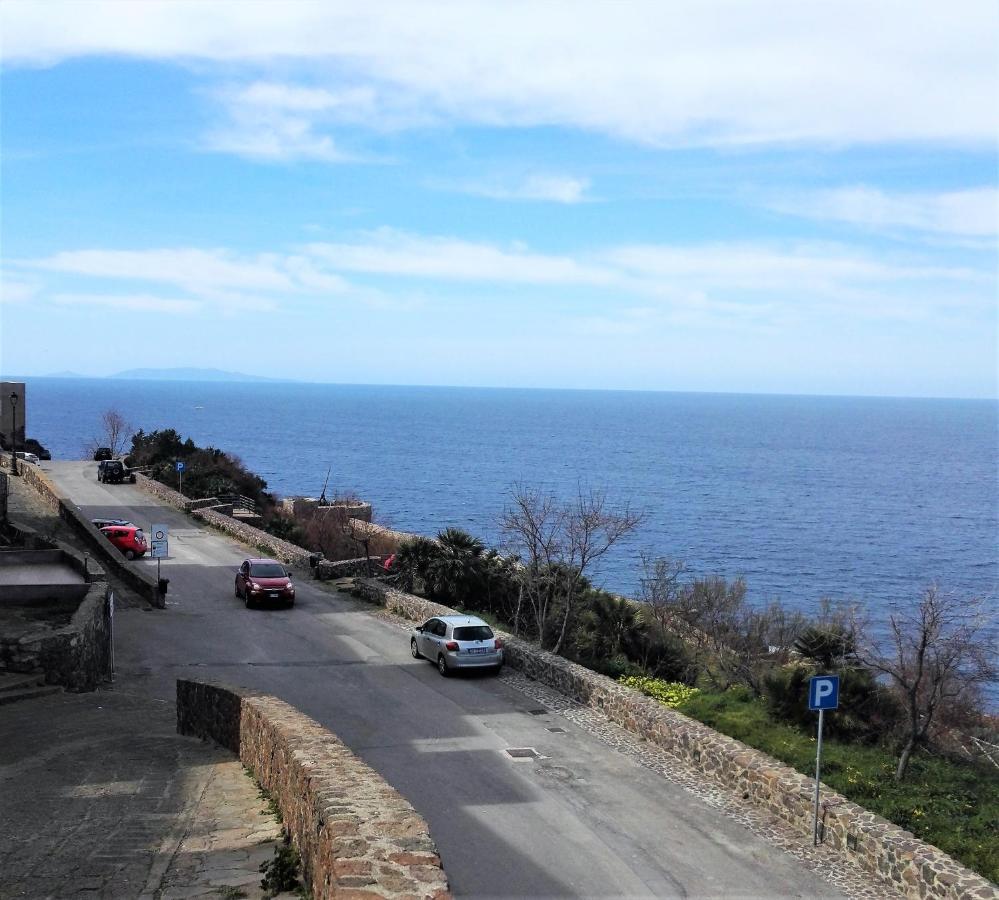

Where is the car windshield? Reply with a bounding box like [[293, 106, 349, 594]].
[[250, 563, 286, 577], [453, 625, 493, 641]]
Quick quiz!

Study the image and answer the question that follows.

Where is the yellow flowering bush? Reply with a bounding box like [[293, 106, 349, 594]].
[[619, 675, 700, 708]]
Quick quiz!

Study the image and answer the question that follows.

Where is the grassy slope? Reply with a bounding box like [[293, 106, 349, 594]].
[[674, 690, 998, 883]]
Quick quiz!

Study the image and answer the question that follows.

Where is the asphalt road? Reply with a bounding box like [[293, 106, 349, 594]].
[[45, 460, 846, 900]]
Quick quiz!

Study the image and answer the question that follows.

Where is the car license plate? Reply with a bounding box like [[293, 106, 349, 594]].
[[269, 592, 278, 598], [469, 647, 489, 654]]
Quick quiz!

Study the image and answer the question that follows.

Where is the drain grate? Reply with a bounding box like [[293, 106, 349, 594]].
[[547, 727, 566, 733], [505, 747, 539, 759], [527, 708, 549, 715]]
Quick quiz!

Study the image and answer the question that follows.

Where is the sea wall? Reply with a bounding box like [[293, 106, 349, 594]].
[[176, 679, 450, 900], [351, 579, 997, 900]]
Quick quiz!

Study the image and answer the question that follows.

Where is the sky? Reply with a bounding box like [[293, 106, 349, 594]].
[[1, 0, 996, 398]]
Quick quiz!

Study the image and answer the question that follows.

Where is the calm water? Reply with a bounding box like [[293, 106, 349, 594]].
[[18, 378, 999, 619]]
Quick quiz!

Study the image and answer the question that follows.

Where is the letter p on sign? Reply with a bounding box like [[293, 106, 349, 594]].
[[809, 675, 840, 711]]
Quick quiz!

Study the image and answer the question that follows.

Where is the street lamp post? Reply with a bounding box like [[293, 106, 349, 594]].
[[8, 392, 19, 476]]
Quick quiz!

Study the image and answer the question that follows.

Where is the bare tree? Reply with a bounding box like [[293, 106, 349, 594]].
[[859, 587, 997, 781], [501, 484, 642, 654], [637, 554, 688, 633], [84, 408, 134, 458]]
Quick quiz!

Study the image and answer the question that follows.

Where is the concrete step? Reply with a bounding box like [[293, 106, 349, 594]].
[[0, 682, 63, 705], [0, 671, 46, 693]]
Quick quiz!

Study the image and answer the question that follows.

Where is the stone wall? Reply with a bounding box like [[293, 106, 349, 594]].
[[351, 579, 997, 900], [190, 507, 312, 566], [0, 580, 111, 690], [314, 556, 387, 580], [2, 458, 161, 606], [176, 679, 450, 900]]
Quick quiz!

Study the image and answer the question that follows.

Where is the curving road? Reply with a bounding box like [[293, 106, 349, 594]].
[[44, 460, 848, 899]]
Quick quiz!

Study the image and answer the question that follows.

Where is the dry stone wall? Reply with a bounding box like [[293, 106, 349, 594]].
[[352, 579, 997, 900], [176, 679, 451, 900]]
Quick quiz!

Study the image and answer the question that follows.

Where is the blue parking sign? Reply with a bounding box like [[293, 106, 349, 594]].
[[808, 675, 840, 710], [175, 460, 185, 472]]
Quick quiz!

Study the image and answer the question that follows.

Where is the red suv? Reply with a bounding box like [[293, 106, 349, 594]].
[[100, 524, 148, 559], [235, 558, 295, 608]]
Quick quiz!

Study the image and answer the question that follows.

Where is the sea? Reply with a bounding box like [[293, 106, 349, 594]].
[[17, 378, 999, 623]]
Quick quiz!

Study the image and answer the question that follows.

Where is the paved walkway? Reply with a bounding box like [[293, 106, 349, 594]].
[[0, 687, 288, 900]]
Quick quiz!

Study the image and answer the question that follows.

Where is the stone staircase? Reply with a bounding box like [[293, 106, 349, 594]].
[[0, 670, 63, 706]]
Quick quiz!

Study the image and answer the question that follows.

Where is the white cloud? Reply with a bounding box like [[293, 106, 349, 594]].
[[0, 278, 37, 304], [2, 1, 995, 147], [305, 229, 616, 285], [444, 174, 590, 204], [769, 187, 998, 238], [51, 293, 200, 314], [34, 248, 294, 292]]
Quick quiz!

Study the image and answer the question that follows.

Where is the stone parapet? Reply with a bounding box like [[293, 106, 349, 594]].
[[352, 579, 997, 900], [314, 556, 386, 580], [176, 679, 451, 900], [0, 580, 111, 690], [190, 508, 312, 566]]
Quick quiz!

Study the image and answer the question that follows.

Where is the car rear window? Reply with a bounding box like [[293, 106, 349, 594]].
[[453, 625, 494, 641], [250, 563, 286, 577]]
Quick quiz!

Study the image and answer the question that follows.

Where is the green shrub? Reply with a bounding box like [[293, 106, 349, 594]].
[[619, 675, 701, 708]]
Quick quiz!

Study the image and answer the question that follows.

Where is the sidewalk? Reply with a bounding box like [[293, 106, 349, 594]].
[[0, 687, 286, 900]]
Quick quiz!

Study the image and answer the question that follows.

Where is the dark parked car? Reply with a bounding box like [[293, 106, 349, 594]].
[[91, 517, 132, 530], [235, 558, 295, 609], [97, 459, 135, 483], [93, 447, 113, 461]]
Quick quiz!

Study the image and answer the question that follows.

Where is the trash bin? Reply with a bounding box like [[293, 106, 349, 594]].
[[158, 578, 169, 595]]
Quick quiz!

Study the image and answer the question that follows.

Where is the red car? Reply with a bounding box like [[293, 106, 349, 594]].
[[100, 524, 147, 560], [235, 558, 295, 609]]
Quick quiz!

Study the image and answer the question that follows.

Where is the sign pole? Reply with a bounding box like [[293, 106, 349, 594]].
[[108, 591, 115, 682], [813, 707, 824, 845]]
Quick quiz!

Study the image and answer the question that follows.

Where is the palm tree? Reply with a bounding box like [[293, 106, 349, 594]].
[[427, 528, 485, 606]]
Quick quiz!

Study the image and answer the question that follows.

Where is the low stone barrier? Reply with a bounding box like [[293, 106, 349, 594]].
[[0, 578, 111, 690], [189, 507, 312, 566], [1, 459, 161, 606], [176, 679, 451, 900], [314, 556, 386, 580], [351, 579, 997, 900]]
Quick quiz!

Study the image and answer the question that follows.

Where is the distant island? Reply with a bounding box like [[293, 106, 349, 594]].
[[106, 367, 291, 383]]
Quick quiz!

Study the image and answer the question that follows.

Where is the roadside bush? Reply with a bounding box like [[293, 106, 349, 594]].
[[620, 675, 701, 708]]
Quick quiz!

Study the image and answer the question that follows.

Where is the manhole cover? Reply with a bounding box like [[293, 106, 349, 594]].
[[505, 748, 539, 759], [527, 708, 549, 716], [547, 727, 566, 733]]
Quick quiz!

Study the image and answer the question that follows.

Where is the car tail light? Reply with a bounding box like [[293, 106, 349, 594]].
[[494, 638, 504, 649], [445, 641, 459, 651]]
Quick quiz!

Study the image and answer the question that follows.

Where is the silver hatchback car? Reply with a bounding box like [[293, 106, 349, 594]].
[[411, 615, 504, 676]]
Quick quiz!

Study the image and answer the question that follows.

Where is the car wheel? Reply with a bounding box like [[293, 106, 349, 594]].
[[286, 598, 295, 608], [235, 582, 241, 598], [493, 664, 503, 677], [437, 655, 450, 677], [244, 592, 254, 610], [411, 639, 422, 660], [125, 550, 135, 560]]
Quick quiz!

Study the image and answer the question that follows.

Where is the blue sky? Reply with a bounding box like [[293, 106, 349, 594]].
[[1, 1, 996, 397]]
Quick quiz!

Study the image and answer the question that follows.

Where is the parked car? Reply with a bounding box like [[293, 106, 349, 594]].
[[100, 524, 147, 559], [15, 451, 40, 464], [91, 517, 132, 530], [235, 558, 295, 608], [97, 459, 135, 483], [93, 447, 113, 461], [411, 615, 504, 676]]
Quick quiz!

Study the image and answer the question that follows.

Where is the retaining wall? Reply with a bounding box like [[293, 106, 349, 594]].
[[2, 459, 161, 606], [351, 579, 997, 900], [0, 579, 111, 690], [314, 556, 386, 580], [176, 679, 450, 900]]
